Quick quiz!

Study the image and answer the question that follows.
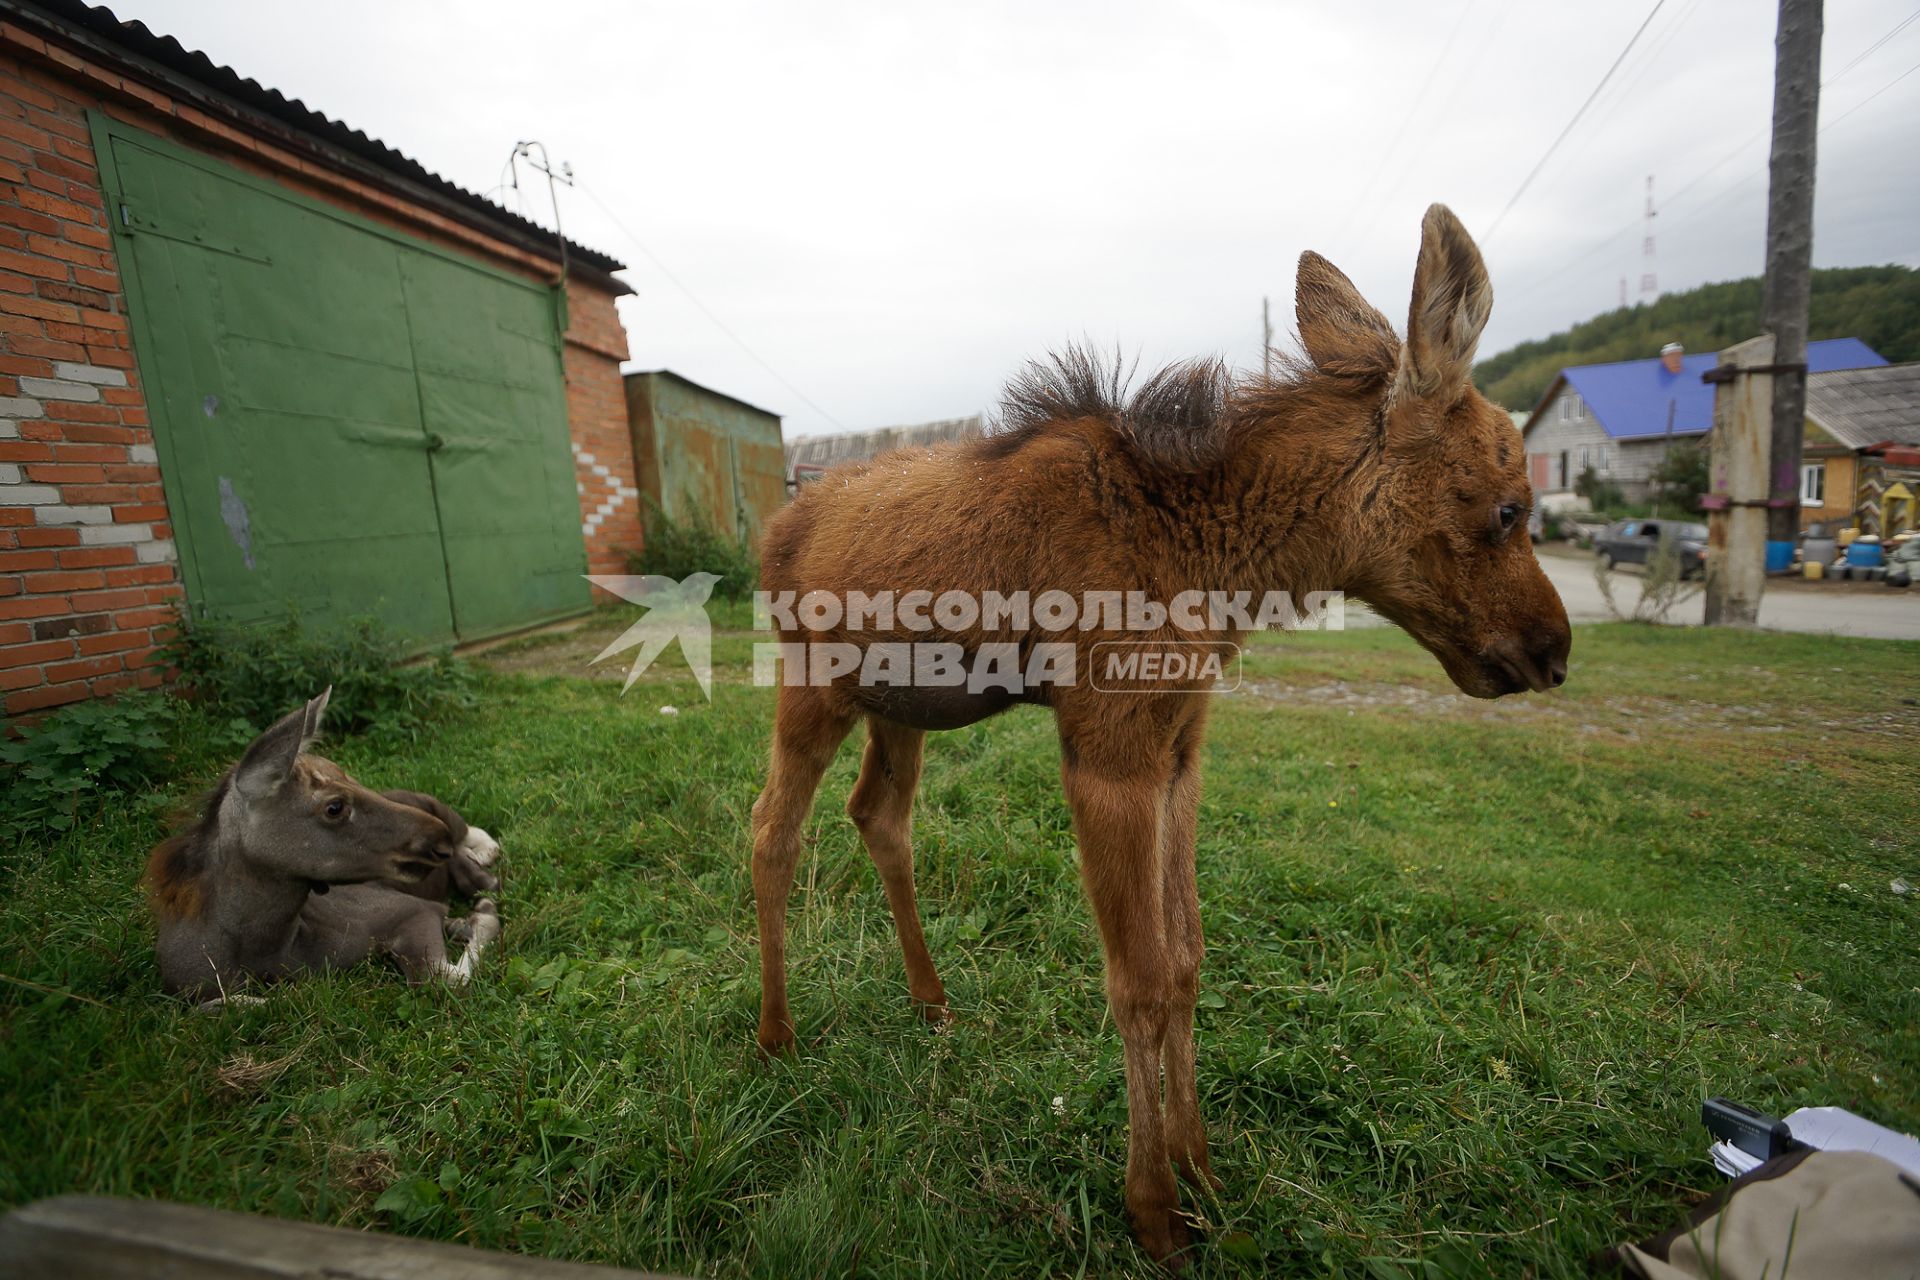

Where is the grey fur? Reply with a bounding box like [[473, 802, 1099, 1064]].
[[148, 689, 501, 1004]]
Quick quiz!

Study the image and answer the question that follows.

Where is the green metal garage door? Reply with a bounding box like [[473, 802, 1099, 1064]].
[[92, 115, 590, 645]]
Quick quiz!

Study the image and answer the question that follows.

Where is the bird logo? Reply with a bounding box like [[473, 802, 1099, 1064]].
[[584, 572, 722, 698]]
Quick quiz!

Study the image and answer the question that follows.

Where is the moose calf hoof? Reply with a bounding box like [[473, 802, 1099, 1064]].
[[469, 900, 502, 943], [460, 826, 502, 867], [1131, 1204, 1194, 1271], [915, 998, 953, 1028], [756, 1020, 797, 1059]]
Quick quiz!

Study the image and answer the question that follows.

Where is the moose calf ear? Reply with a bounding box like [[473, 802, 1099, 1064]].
[[1394, 204, 1493, 405], [301, 686, 331, 742], [233, 689, 329, 802], [1294, 251, 1398, 375]]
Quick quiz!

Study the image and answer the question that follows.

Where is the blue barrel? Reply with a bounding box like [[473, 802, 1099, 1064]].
[[1765, 541, 1795, 573], [1845, 540, 1885, 568]]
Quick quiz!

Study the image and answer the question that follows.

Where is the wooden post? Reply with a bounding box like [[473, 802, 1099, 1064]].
[[1704, 335, 1775, 626], [1761, 0, 1823, 554]]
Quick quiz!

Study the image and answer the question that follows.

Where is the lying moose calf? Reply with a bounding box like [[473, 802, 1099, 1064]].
[[145, 690, 503, 1006]]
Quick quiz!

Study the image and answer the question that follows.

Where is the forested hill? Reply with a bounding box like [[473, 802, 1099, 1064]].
[[1474, 264, 1920, 411]]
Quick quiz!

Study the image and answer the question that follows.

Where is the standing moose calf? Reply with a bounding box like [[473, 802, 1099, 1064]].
[[749, 205, 1570, 1265], [147, 690, 502, 1005]]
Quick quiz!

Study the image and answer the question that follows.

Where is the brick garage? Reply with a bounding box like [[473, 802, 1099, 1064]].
[[0, 1, 644, 717]]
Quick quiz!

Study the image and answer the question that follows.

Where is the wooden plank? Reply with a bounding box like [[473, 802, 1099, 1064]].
[[0, 1195, 682, 1280]]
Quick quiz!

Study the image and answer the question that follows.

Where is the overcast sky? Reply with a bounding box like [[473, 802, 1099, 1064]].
[[118, 0, 1919, 433]]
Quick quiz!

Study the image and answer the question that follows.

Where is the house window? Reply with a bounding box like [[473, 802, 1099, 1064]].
[[1559, 392, 1584, 423], [1800, 463, 1825, 507], [1598, 446, 1610, 474], [1578, 445, 1591, 474]]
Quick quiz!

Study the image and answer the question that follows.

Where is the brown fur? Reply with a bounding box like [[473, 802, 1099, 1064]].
[[144, 832, 208, 921], [746, 205, 1570, 1267], [142, 772, 233, 922]]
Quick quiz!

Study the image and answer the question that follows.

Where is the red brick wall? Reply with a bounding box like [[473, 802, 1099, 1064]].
[[565, 281, 642, 582], [0, 20, 639, 715], [0, 47, 174, 716]]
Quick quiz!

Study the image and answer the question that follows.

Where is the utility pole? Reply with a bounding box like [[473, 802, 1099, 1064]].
[[1705, 0, 1821, 625], [1704, 337, 1774, 625], [1261, 296, 1274, 380], [1762, 0, 1822, 560]]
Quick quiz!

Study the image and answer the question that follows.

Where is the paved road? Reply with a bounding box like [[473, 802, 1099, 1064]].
[[1535, 551, 1920, 640], [1342, 551, 1920, 640]]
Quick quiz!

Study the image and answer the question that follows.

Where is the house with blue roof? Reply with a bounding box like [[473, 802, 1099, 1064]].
[[1520, 337, 1888, 505]]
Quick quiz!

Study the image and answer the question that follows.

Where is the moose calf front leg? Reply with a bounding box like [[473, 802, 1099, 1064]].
[[1064, 759, 1189, 1266], [1161, 743, 1218, 1192]]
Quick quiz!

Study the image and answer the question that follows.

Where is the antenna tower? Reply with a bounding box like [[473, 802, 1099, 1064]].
[[1639, 174, 1658, 302]]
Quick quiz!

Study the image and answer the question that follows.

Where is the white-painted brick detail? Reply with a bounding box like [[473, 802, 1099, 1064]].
[[39, 505, 114, 525], [51, 361, 128, 387], [136, 539, 179, 565], [0, 420, 18, 440], [128, 443, 157, 465], [79, 523, 152, 545], [8, 484, 61, 505], [18, 377, 100, 403], [0, 397, 45, 419], [0, 464, 19, 485]]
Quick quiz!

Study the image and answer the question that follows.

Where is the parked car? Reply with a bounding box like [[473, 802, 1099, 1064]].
[[1594, 519, 1708, 578], [1556, 509, 1611, 546]]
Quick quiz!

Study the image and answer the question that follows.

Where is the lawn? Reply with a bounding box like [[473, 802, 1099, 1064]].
[[3, 619, 1917, 1278]]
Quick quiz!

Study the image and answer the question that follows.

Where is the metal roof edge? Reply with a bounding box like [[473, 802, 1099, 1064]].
[[6, 0, 629, 282], [624, 369, 782, 422]]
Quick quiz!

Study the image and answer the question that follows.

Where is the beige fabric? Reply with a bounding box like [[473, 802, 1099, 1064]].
[[1623, 1150, 1920, 1280]]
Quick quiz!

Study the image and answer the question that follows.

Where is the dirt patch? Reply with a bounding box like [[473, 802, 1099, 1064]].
[[1234, 678, 1920, 741], [475, 617, 631, 681]]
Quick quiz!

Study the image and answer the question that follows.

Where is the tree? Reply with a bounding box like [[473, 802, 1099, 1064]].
[[1472, 264, 1920, 410], [1574, 465, 1625, 513], [1649, 439, 1711, 515]]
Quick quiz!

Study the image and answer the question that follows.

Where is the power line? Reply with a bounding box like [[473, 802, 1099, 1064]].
[[1502, 9, 1920, 311], [1580, 0, 1709, 142], [575, 181, 849, 431], [1482, 0, 1667, 243], [1333, 0, 1478, 251], [1348, 0, 1518, 253], [1504, 51, 1920, 310], [1829, 6, 1919, 79]]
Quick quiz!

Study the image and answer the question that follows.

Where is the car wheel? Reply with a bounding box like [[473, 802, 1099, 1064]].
[[1598, 551, 1614, 571]]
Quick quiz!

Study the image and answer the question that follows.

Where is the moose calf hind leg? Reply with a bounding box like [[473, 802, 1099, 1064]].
[[847, 719, 946, 1021]]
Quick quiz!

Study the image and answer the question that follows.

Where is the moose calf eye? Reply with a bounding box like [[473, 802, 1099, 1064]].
[[1493, 504, 1522, 539], [323, 799, 348, 820]]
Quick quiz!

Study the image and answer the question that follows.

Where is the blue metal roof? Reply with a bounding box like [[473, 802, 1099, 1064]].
[[1556, 338, 1887, 440]]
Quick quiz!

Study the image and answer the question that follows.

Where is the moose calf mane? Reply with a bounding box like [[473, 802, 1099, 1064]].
[[143, 770, 233, 921], [984, 346, 1233, 474]]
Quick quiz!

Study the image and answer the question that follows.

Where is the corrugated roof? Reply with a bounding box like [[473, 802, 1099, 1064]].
[[1804, 362, 1920, 452], [1548, 337, 1887, 441], [9, 0, 626, 277], [786, 416, 985, 471]]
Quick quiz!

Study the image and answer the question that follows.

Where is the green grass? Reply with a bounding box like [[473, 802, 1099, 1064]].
[[3, 622, 1917, 1277]]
